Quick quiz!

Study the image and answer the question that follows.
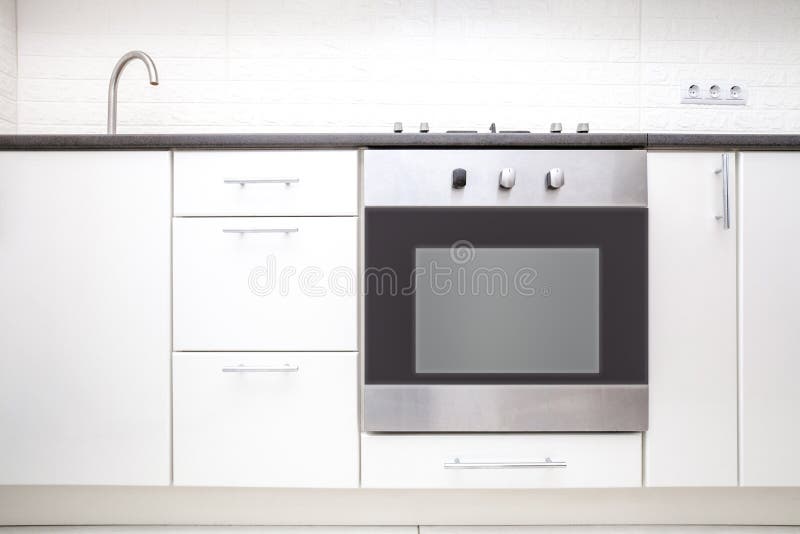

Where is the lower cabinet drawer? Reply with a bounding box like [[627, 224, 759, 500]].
[[173, 216, 357, 351], [173, 352, 359, 488], [361, 433, 642, 489]]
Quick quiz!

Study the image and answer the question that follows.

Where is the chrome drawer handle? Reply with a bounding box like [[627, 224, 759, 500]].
[[444, 457, 566, 469], [222, 228, 298, 234], [222, 364, 299, 373], [224, 178, 299, 186]]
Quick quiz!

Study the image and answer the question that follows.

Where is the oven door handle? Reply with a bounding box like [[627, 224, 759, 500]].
[[443, 457, 567, 469]]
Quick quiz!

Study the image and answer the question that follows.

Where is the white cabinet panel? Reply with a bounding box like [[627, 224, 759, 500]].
[[361, 433, 642, 489], [645, 152, 738, 487], [173, 217, 357, 351], [174, 150, 358, 216], [0, 151, 171, 485], [173, 352, 359, 488], [739, 152, 800, 487]]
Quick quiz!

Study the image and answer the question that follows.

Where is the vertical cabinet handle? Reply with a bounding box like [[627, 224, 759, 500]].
[[715, 154, 731, 230]]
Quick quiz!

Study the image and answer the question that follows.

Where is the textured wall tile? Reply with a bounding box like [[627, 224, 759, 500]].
[[10, 0, 800, 133], [0, 0, 14, 131]]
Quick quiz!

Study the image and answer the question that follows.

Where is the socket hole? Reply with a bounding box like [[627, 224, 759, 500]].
[[688, 84, 700, 98], [709, 85, 721, 98], [730, 85, 742, 99]]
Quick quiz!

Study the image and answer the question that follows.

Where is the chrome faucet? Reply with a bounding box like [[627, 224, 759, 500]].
[[107, 51, 159, 134]]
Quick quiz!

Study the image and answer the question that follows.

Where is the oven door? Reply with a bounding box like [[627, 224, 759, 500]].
[[364, 206, 647, 432]]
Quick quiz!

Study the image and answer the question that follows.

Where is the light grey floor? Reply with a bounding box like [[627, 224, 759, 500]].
[[1, 528, 799, 533]]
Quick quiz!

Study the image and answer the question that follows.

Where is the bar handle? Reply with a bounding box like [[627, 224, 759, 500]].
[[222, 364, 299, 373], [443, 457, 567, 469], [222, 228, 298, 234], [715, 154, 731, 230], [224, 178, 299, 186]]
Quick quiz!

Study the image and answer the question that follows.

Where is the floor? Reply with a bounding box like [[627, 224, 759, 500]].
[[1, 528, 799, 533]]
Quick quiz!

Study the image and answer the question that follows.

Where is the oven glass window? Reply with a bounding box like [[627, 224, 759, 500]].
[[414, 247, 600, 374]]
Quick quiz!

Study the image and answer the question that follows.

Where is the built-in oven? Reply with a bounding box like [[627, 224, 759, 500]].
[[363, 149, 647, 432]]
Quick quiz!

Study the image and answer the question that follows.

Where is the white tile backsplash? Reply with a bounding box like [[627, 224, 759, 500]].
[[0, 0, 15, 132], [6, 0, 800, 134]]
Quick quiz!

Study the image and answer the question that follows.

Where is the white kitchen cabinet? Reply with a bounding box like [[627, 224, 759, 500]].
[[173, 216, 357, 351], [173, 150, 358, 216], [0, 151, 171, 485], [361, 433, 642, 489], [173, 352, 359, 488], [645, 152, 738, 487], [739, 152, 800, 487]]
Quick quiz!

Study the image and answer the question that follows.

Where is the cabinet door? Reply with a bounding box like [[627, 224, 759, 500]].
[[173, 217, 357, 351], [173, 352, 359, 488], [739, 152, 800, 486], [0, 151, 171, 485], [645, 152, 738, 487], [361, 433, 642, 489]]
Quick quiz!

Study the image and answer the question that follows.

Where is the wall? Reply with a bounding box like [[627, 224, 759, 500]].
[[0, 0, 15, 132], [9, 0, 800, 135]]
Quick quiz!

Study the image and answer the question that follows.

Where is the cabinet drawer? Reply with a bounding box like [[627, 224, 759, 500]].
[[173, 217, 357, 351], [173, 352, 359, 488], [361, 433, 642, 489], [174, 150, 357, 216]]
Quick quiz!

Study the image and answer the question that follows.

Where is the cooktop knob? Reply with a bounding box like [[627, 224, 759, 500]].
[[546, 168, 565, 189], [393, 122, 403, 133], [452, 168, 467, 189], [499, 168, 516, 189], [550, 122, 563, 133], [577, 122, 589, 133], [420, 122, 430, 133]]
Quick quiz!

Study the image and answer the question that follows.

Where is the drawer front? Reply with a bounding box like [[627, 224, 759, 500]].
[[173, 217, 357, 351], [361, 433, 642, 489], [174, 150, 358, 216], [173, 352, 359, 488]]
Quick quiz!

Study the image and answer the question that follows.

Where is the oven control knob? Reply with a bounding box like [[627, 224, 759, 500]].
[[499, 168, 516, 189], [452, 168, 467, 189], [546, 168, 565, 189]]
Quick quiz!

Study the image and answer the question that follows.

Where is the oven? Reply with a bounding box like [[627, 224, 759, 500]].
[[362, 149, 648, 432]]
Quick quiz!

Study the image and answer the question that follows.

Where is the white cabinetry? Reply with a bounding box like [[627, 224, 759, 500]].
[[645, 152, 738, 487], [171, 149, 360, 488], [173, 217, 357, 351], [0, 151, 171, 485], [173, 150, 357, 216], [173, 352, 359, 487], [361, 433, 642, 489], [739, 152, 800, 487]]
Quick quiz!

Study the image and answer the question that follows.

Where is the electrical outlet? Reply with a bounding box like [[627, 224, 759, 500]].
[[681, 81, 747, 105]]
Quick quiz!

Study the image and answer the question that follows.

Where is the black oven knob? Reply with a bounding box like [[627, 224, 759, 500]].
[[452, 168, 467, 189]]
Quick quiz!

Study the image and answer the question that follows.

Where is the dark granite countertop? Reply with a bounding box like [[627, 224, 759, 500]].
[[0, 132, 798, 150], [0, 133, 645, 150], [647, 133, 800, 149]]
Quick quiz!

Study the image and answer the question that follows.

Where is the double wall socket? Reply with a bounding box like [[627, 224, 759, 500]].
[[681, 81, 747, 105]]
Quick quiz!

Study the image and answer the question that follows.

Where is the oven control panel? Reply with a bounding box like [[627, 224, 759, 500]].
[[364, 150, 646, 207]]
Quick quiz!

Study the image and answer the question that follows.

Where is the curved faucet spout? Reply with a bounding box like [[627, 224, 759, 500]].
[[107, 50, 159, 134]]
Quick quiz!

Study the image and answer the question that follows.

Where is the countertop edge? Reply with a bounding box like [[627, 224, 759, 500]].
[[1, 133, 800, 150], [0, 133, 646, 150]]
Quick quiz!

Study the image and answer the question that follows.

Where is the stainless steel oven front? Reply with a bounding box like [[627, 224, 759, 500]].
[[363, 149, 648, 432]]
